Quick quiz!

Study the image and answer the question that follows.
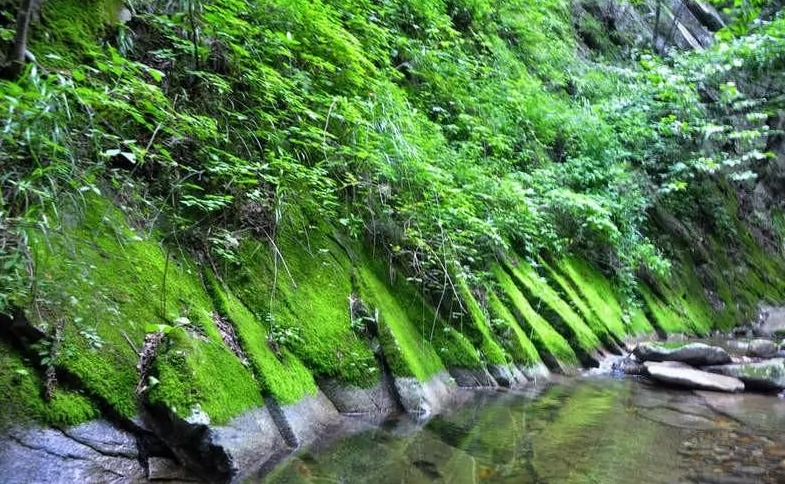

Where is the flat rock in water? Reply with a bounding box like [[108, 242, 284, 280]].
[[644, 362, 745, 393], [633, 342, 732, 366], [703, 358, 785, 391]]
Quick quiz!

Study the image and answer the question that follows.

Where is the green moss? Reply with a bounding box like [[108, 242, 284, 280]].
[[205, 273, 317, 405], [552, 257, 654, 338], [355, 263, 446, 380], [31, 0, 123, 66], [26, 196, 262, 423], [148, 328, 262, 424], [0, 341, 98, 429], [225, 228, 378, 387], [451, 276, 509, 365], [486, 292, 542, 366], [638, 285, 692, 335], [627, 306, 654, 335], [503, 260, 602, 354], [493, 265, 578, 366]]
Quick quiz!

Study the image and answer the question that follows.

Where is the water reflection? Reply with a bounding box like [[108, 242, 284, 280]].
[[259, 379, 785, 483]]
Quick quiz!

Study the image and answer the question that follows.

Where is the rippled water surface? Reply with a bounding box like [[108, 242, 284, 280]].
[[259, 378, 785, 483]]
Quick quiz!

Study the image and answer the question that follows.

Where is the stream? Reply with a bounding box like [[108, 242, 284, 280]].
[[257, 375, 785, 483]]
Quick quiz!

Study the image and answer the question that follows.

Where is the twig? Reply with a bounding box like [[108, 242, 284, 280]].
[[121, 330, 139, 354]]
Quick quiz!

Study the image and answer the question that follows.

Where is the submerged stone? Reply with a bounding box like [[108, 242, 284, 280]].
[[633, 342, 732, 366], [704, 359, 785, 391], [644, 362, 745, 393]]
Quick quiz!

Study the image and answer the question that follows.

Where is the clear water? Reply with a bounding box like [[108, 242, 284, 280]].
[[259, 378, 785, 484]]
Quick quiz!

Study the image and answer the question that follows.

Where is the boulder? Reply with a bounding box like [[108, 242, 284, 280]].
[[394, 372, 461, 419], [449, 367, 498, 388], [683, 0, 725, 32], [0, 420, 147, 484], [756, 306, 785, 337], [746, 339, 778, 358], [644, 362, 745, 393], [704, 358, 785, 391], [633, 342, 732, 366], [488, 364, 528, 388]]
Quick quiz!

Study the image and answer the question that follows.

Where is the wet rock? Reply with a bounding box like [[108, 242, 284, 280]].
[[704, 359, 785, 391], [644, 362, 745, 393], [520, 363, 550, 383], [394, 372, 459, 419], [756, 306, 785, 337], [269, 391, 341, 448], [696, 391, 785, 432], [633, 342, 732, 366], [488, 364, 527, 388], [746, 339, 778, 358], [449, 367, 498, 388], [683, 0, 725, 32], [613, 357, 646, 375], [147, 457, 198, 481], [0, 421, 147, 484], [725, 339, 749, 354], [318, 378, 399, 416], [143, 405, 286, 483]]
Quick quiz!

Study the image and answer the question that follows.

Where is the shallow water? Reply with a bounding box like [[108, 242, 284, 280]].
[[259, 378, 785, 484]]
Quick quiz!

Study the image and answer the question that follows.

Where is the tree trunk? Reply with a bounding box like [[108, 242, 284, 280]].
[[7, 0, 35, 78]]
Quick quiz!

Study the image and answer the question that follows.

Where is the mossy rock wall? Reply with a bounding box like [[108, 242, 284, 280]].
[[4, 192, 782, 432]]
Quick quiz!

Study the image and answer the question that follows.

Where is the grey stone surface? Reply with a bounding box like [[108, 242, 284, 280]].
[[317, 378, 399, 416], [644, 361, 745, 393], [757, 306, 785, 337], [746, 339, 778, 358], [144, 404, 286, 483], [278, 390, 341, 446], [449, 367, 498, 388], [520, 363, 551, 383], [683, 0, 725, 31], [704, 358, 785, 391], [394, 371, 458, 419], [633, 342, 732, 366], [147, 457, 198, 481], [0, 420, 146, 484], [488, 364, 528, 388]]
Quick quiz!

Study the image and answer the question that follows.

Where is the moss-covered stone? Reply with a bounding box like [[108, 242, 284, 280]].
[[0, 341, 97, 429], [24, 196, 263, 424], [550, 257, 654, 338], [486, 292, 542, 366], [638, 284, 694, 335], [147, 327, 262, 424], [493, 265, 579, 367], [451, 276, 510, 366], [355, 262, 448, 380], [205, 273, 317, 405], [32, 0, 124, 66], [225, 228, 378, 387], [503, 259, 602, 355]]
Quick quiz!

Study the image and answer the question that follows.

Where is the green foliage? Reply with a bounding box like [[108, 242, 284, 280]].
[[2, 0, 785, 427]]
